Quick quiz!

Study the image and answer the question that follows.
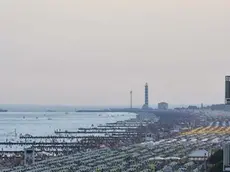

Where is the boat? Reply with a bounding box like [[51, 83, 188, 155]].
[[48, 118, 52, 120], [47, 110, 56, 112]]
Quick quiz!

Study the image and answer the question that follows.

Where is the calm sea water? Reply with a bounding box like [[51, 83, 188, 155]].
[[0, 112, 136, 142]]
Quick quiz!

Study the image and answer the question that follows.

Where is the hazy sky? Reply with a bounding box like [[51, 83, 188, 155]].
[[0, 0, 229, 106]]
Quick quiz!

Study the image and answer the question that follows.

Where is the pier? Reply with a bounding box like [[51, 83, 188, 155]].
[[54, 131, 138, 134], [0, 119, 152, 158]]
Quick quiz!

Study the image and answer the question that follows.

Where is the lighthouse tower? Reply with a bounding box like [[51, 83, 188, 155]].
[[142, 83, 149, 109]]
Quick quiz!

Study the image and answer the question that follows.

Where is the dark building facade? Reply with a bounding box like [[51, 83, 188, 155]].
[[226, 76, 230, 105]]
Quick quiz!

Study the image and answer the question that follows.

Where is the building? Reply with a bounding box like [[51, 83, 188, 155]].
[[24, 148, 35, 166], [223, 143, 230, 171], [158, 102, 168, 110], [142, 83, 149, 109], [188, 105, 198, 110], [189, 149, 209, 161], [226, 76, 230, 105]]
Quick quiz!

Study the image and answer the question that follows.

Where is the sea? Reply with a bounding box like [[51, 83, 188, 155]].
[[0, 112, 136, 143]]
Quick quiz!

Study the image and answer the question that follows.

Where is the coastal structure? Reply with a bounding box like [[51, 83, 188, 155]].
[[142, 83, 149, 109]]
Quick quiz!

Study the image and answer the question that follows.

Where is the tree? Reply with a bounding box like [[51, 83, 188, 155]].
[[208, 149, 223, 164], [210, 161, 223, 172]]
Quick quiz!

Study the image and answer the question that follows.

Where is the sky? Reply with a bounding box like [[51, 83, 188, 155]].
[[0, 0, 229, 106]]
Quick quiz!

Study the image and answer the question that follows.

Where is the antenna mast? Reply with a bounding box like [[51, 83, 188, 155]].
[[130, 90, 133, 109]]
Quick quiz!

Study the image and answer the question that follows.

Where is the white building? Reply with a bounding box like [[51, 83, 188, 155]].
[[158, 102, 168, 110], [189, 149, 209, 161]]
